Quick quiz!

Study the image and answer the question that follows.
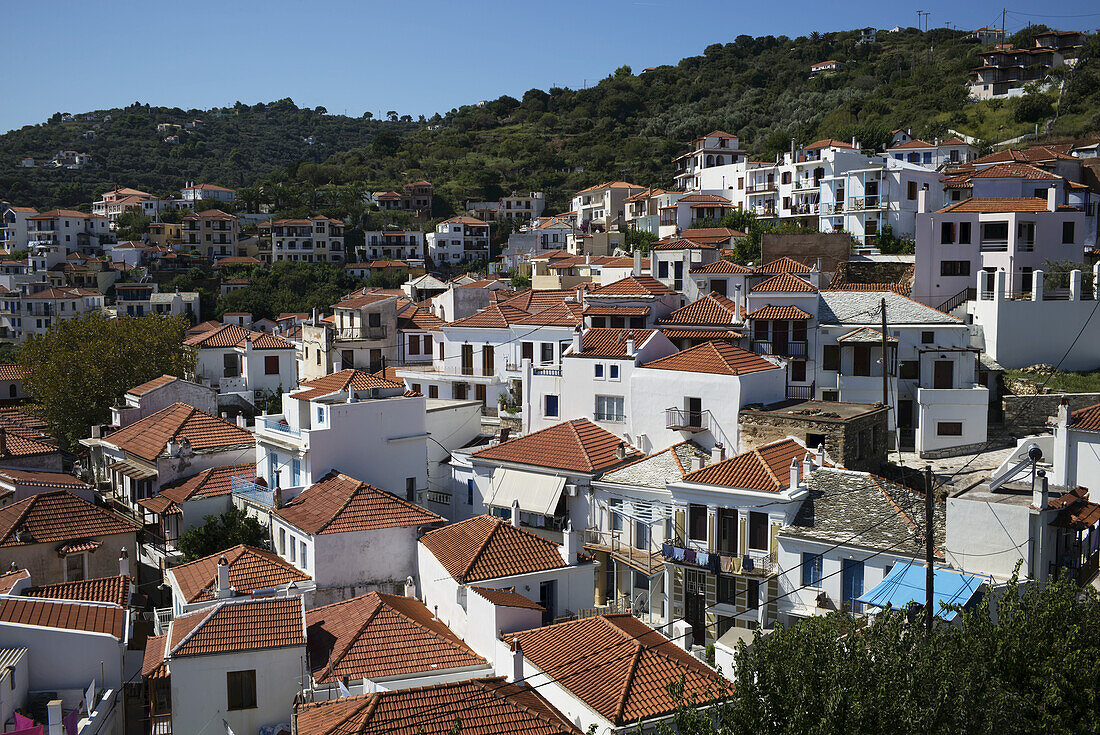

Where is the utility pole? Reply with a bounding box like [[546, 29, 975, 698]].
[[1002, 8, 1006, 44], [924, 465, 935, 637], [881, 298, 889, 407]]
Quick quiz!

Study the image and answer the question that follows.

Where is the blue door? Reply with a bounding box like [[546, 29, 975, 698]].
[[842, 559, 864, 613]]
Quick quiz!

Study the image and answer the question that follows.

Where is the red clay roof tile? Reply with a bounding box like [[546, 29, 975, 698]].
[[0, 490, 138, 548], [168, 544, 310, 603], [420, 516, 569, 583], [103, 402, 253, 462], [641, 341, 780, 376], [274, 471, 442, 535], [472, 418, 638, 474]]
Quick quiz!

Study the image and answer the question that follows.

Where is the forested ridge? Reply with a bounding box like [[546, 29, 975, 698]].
[[2, 25, 1097, 215]]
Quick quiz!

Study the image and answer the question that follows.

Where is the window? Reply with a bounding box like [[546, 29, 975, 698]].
[[940, 222, 955, 244], [428, 385, 438, 398], [540, 343, 553, 363], [226, 670, 257, 711], [64, 553, 86, 582], [718, 576, 737, 604], [521, 342, 534, 361], [900, 360, 919, 380], [609, 364, 620, 380], [748, 512, 769, 551], [822, 345, 840, 371], [279, 528, 285, 554], [316, 407, 324, 425], [937, 421, 963, 436], [300, 541, 308, 568], [1017, 221, 1035, 251], [595, 395, 625, 422], [422, 335, 432, 354], [822, 389, 839, 401], [908, 181, 918, 200], [980, 221, 1009, 247], [746, 579, 760, 610], [790, 360, 807, 382], [940, 260, 970, 277], [544, 394, 559, 417], [408, 336, 420, 355], [594, 363, 605, 379], [467, 478, 474, 506], [438, 341, 445, 360], [610, 498, 623, 532], [718, 509, 738, 554], [264, 355, 279, 375], [1063, 221, 1076, 244], [688, 504, 708, 541], [406, 477, 416, 501], [958, 221, 972, 244], [223, 353, 239, 378], [921, 331, 935, 344], [291, 458, 301, 486], [658, 260, 669, 278]]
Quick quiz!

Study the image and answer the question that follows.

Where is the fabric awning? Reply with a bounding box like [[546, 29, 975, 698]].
[[109, 459, 157, 481], [857, 560, 986, 622], [486, 468, 567, 516]]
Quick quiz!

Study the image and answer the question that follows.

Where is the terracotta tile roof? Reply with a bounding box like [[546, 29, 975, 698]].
[[335, 292, 397, 310], [305, 592, 486, 683], [941, 136, 969, 146], [887, 138, 935, 150], [397, 304, 444, 331], [295, 677, 580, 735], [1070, 403, 1100, 432], [0, 491, 138, 548], [0, 429, 56, 460], [103, 402, 254, 462], [681, 437, 820, 491], [125, 374, 178, 396], [484, 418, 632, 474], [511, 302, 583, 327], [498, 289, 584, 313], [186, 320, 222, 336], [571, 328, 657, 358], [0, 597, 126, 639], [24, 575, 131, 607], [448, 304, 531, 329], [575, 180, 644, 193], [750, 272, 818, 293], [512, 615, 719, 726], [659, 293, 740, 326], [937, 197, 1060, 213], [745, 304, 814, 319], [689, 259, 753, 274], [0, 469, 88, 490], [183, 323, 294, 350], [29, 209, 104, 220], [971, 145, 1077, 165], [184, 209, 235, 220], [969, 162, 1061, 180], [0, 364, 25, 381], [420, 515, 570, 583], [213, 256, 261, 266], [681, 227, 746, 243], [659, 328, 741, 341], [142, 635, 168, 679], [275, 470, 442, 535], [440, 216, 489, 226], [0, 568, 29, 594], [158, 463, 256, 504], [135, 494, 180, 516], [827, 282, 911, 296], [641, 341, 779, 376], [168, 596, 305, 657], [169, 544, 311, 603], [588, 276, 674, 297], [675, 194, 733, 204], [651, 238, 716, 251], [756, 256, 812, 274], [470, 586, 545, 610], [292, 369, 405, 401], [804, 138, 855, 150], [1048, 486, 1100, 531]]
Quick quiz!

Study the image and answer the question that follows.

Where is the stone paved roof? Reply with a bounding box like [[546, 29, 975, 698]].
[[599, 441, 712, 488], [817, 290, 960, 325]]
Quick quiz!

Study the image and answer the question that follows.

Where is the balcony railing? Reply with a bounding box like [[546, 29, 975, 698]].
[[822, 202, 844, 215], [532, 366, 562, 376], [741, 550, 776, 576], [335, 325, 387, 340], [747, 183, 778, 193], [259, 416, 300, 436], [786, 381, 815, 400], [231, 475, 274, 509], [594, 410, 626, 422], [666, 407, 711, 433], [848, 196, 884, 210], [752, 339, 808, 357]]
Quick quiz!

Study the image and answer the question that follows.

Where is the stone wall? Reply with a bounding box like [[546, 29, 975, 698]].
[[738, 406, 889, 472], [831, 261, 915, 289], [1002, 392, 1100, 432], [760, 232, 851, 273]]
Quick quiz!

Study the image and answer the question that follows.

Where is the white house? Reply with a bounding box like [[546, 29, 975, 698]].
[[426, 216, 490, 264], [109, 374, 217, 429], [164, 544, 311, 615], [418, 515, 597, 634], [673, 130, 749, 191], [136, 463, 255, 549], [271, 470, 443, 606], [570, 181, 647, 232], [253, 369, 428, 502], [142, 596, 306, 735], [1, 207, 37, 251], [181, 182, 236, 204], [819, 157, 944, 245], [184, 322, 298, 398], [269, 217, 345, 263], [360, 230, 424, 261]]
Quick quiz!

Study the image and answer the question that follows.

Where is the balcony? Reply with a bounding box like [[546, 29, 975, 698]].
[[822, 202, 844, 215], [584, 528, 663, 575], [335, 325, 387, 341], [666, 407, 711, 433], [232, 474, 275, 510], [741, 549, 776, 576], [752, 339, 808, 357], [532, 366, 562, 376], [785, 382, 815, 400], [594, 410, 625, 423], [259, 415, 300, 436], [980, 239, 1009, 252], [747, 183, 777, 194], [848, 196, 884, 211]]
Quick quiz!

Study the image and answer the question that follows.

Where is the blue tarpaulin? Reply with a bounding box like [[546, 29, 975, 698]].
[[857, 561, 986, 621]]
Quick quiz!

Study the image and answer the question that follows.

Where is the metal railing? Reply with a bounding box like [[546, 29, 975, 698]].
[[231, 475, 274, 509], [741, 550, 776, 576], [786, 382, 815, 400], [746, 183, 777, 193], [594, 410, 626, 422], [335, 325, 387, 340], [752, 339, 808, 357], [259, 416, 299, 436], [937, 287, 976, 314], [666, 407, 711, 433], [533, 366, 562, 377], [848, 196, 884, 210]]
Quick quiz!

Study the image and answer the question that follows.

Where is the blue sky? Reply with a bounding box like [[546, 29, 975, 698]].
[[3, 0, 1099, 133]]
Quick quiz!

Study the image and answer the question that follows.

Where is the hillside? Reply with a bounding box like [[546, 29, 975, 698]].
[[2, 26, 1097, 215]]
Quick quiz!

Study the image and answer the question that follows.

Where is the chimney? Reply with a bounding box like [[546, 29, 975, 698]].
[[178, 437, 193, 457], [817, 443, 826, 467], [0, 429, 6, 457], [511, 638, 524, 682], [1057, 397, 1072, 428], [690, 455, 704, 473], [616, 442, 628, 461], [511, 499, 520, 527], [803, 452, 814, 479], [404, 575, 416, 598], [91, 424, 101, 439], [560, 520, 577, 564], [572, 327, 582, 354], [734, 283, 743, 323], [273, 484, 284, 510], [216, 554, 232, 599], [312, 307, 320, 325], [236, 413, 247, 428], [625, 335, 635, 356], [1047, 184, 1057, 212], [119, 548, 130, 577], [851, 136, 857, 149], [47, 700, 64, 735], [710, 443, 725, 464], [244, 333, 252, 353], [1033, 469, 1049, 510], [790, 458, 800, 489], [917, 187, 928, 214], [633, 249, 642, 275]]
